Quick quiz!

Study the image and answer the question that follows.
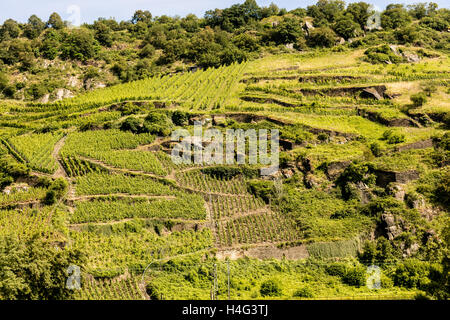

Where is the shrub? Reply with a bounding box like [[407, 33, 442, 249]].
[[43, 189, 56, 205], [370, 142, 382, 157], [171, 110, 188, 126], [325, 263, 347, 278], [381, 129, 405, 144], [293, 286, 314, 298], [359, 197, 403, 217], [358, 238, 396, 264], [120, 117, 141, 134], [410, 93, 427, 108], [307, 27, 336, 48], [392, 259, 431, 288], [49, 178, 68, 198], [364, 45, 403, 64], [146, 283, 161, 300], [342, 265, 366, 287], [421, 83, 437, 97], [247, 180, 274, 203], [260, 279, 282, 297]]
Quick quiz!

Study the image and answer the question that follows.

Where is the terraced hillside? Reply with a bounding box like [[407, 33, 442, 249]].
[[0, 47, 448, 300]]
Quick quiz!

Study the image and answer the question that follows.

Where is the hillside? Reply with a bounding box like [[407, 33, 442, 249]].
[[0, 44, 448, 300], [0, 1, 449, 301]]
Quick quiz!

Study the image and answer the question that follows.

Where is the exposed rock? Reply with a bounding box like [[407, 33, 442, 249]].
[[84, 79, 106, 90], [55, 88, 74, 101], [285, 43, 294, 50], [403, 52, 420, 63], [390, 184, 406, 201], [67, 76, 80, 88], [357, 108, 420, 127], [212, 115, 226, 126], [303, 21, 315, 36], [404, 242, 420, 257], [355, 181, 373, 204], [361, 87, 383, 100], [240, 95, 301, 108], [337, 37, 346, 45], [94, 82, 106, 89], [216, 244, 309, 260], [39, 94, 50, 103], [411, 197, 426, 210], [381, 213, 403, 240], [297, 85, 390, 99], [279, 139, 295, 151], [326, 160, 351, 180], [281, 168, 294, 178], [389, 45, 399, 55], [394, 139, 433, 152], [375, 170, 420, 188], [304, 173, 320, 188]]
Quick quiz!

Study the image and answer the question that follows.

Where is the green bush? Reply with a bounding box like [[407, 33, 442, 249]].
[[49, 178, 68, 198], [247, 180, 274, 203], [410, 93, 427, 108], [120, 117, 141, 134], [364, 45, 403, 64], [307, 27, 336, 48], [43, 189, 57, 205], [370, 142, 382, 157], [359, 197, 403, 217], [342, 265, 366, 287], [381, 129, 405, 144], [293, 286, 314, 298], [260, 279, 282, 297], [392, 259, 431, 289], [358, 238, 396, 264]]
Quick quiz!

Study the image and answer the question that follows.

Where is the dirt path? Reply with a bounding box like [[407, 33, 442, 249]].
[[67, 194, 177, 202], [77, 155, 170, 181], [69, 216, 205, 228], [52, 135, 68, 179]]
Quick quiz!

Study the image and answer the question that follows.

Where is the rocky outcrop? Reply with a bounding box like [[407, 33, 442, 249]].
[[357, 108, 420, 127], [394, 139, 433, 152], [55, 88, 74, 101], [216, 244, 309, 260], [303, 21, 315, 36], [379, 213, 405, 240], [374, 169, 420, 188], [295, 85, 392, 99], [325, 160, 351, 180], [240, 95, 301, 108]]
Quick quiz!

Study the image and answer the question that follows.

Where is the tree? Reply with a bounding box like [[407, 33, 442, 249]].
[[0, 234, 84, 300], [261, 3, 281, 18], [334, 14, 362, 39], [271, 17, 304, 44], [40, 29, 61, 60], [24, 15, 45, 39], [346, 2, 372, 29], [60, 28, 100, 61], [93, 21, 113, 47], [131, 10, 152, 25], [47, 12, 64, 29], [0, 19, 21, 40], [307, 0, 346, 23], [381, 4, 412, 29], [307, 27, 336, 47]]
